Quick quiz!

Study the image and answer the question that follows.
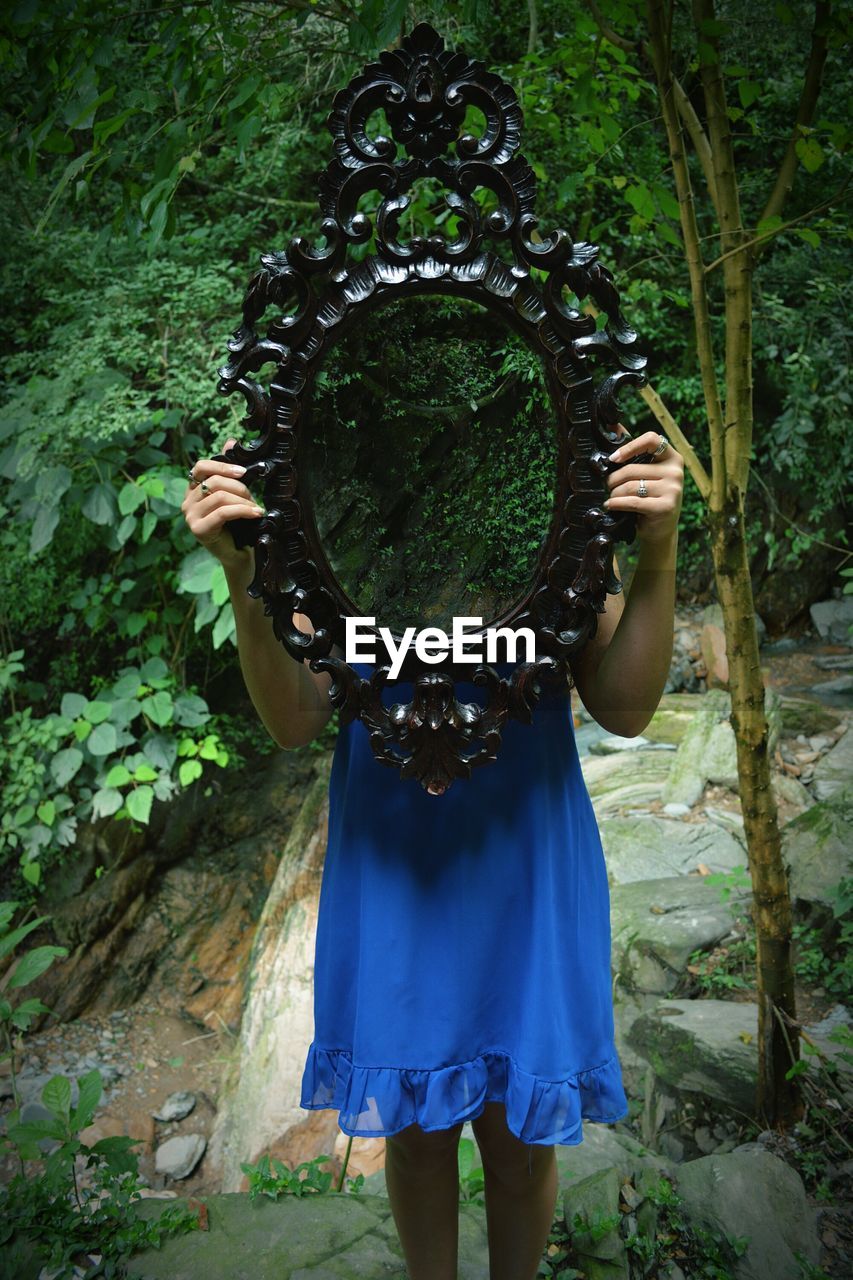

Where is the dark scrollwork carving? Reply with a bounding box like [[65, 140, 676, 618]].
[[213, 21, 650, 796]]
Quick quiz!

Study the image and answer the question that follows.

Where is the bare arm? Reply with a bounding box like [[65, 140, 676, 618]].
[[181, 435, 338, 750], [569, 428, 683, 737], [224, 549, 340, 749]]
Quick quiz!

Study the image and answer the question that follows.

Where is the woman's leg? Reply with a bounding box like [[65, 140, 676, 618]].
[[471, 1101, 559, 1280], [383, 1118, 464, 1280]]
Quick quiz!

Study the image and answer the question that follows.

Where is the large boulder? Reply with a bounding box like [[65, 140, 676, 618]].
[[627, 999, 758, 1116], [208, 760, 339, 1192], [580, 751, 672, 819], [662, 687, 782, 808], [781, 784, 853, 922], [810, 725, 853, 800], [610, 875, 751, 995], [675, 1149, 820, 1280], [599, 817, 744, 886], [122, 1192, 490, 1279]]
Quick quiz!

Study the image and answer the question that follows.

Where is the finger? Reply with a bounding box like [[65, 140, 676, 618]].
[[191, 475, 255, 501], [603, 495, 667, 510], [189, 501, 263, 540], [191, 455, 247, 481], [607, 430, 660, 461]]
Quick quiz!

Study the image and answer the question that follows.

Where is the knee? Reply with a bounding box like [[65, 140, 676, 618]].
[[385, 1120, 464, 1172]]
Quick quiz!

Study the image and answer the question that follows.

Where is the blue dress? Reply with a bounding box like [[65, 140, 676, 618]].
[[299, 659, 629, 1146]]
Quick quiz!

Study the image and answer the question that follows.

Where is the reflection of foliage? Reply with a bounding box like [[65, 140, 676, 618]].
[[305, 294, 555, 630]]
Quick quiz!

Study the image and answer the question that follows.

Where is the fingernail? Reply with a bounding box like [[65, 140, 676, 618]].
[[608, 449, 621, 461], [252, 507, 264, 516], [230, 465, 247, 476]]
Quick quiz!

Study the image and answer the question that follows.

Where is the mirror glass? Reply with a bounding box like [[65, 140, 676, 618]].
[[301, 293, 558, 636]]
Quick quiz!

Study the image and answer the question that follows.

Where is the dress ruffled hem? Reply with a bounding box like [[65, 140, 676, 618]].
[[299, 1044, 629, 1146]]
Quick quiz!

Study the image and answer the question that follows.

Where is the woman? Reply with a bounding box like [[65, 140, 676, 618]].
[[182, 426, 684, 1280]]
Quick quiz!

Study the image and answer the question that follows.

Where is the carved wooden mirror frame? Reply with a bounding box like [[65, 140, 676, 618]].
[[213, 21, 650, 795]]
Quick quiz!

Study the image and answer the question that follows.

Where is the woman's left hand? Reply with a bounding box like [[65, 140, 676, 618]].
[[603, 427, 684, 545]]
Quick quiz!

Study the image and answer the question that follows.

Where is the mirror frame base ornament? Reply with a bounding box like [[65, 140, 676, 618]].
[[213, 21, 651, 795]]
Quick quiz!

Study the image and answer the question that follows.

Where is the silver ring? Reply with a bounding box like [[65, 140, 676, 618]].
[[638, 479, 648, 498], [188, 469, 200, 489], [200, 481, 211, 496], [652, 433, 668, 458]]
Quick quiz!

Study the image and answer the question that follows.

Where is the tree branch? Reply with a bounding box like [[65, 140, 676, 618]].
[[704, 182, 849, 274], [761, 0, 831, 225]]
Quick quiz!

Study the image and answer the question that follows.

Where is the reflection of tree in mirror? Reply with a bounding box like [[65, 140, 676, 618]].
[[302, 294, 556, 635]]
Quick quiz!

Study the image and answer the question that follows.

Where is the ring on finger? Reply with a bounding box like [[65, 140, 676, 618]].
[[637, 479, 648, 498], [188, 469, 200, 489], [200, 480, 211, 496], [652, 433, 668, 459]]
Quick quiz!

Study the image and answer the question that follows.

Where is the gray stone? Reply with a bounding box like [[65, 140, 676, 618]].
[[562, 1166, 628, 1278], [702, 806, 747, 848], [644, 693, 703, 745], [782, 785, 853, 918], [581, 751, 672, 819], [152, 1090, 196, 1122], [779, 697, 842, 737], [810, 597, 853, 644], [589, 735, 676, 755], [627, 999, 758, 1115], [810, 726, 853, 800], [675, 1150, 820, 1279], [663, 802, 690, 816], [154, 1133, 207, 1180], [599, 817, 744, 885], [770, 773, 813, 813], [610, 876, 751, 995], [124, 1192, 490, 1278], [662, 688, 782, 807]]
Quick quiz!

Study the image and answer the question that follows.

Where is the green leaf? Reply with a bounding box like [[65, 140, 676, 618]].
[[61, 692, 89, 719], [794, 226, 821, 247], [85, 700, 113, 725], [73, 1069, 102, 1130], [41, 1074, 72, 1121], [738, 80, 762, 109], [118, 481, 147, 515], [104, 763, 132, 787], [0, 916, 49, 963], [698, 41, 719, 66], [92, 787, 123, 818], [51, 747, 84, 787], [22, 862, 41, 887], [179, 548, 218, 594], [625, 182, 655, 221], [140, 656, 169, 681], [211, 562, 229, 606], [81, 482, 116, 525], [30, 506, 61, 555], [140, 690, 174, 727], [36, 800, 55, 827], [173, 693, 211, 727], [9, 945, 68, 989], [133, 763, 158, 782], [795, 136, 825, 172], [87, 722, 117, 756], [179, 759, 203, 786], [126, 785, 154, 824], [212, 605, 236, 649]]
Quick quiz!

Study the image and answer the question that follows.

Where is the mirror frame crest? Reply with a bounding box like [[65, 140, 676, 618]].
[[213, 20, 650, 795]]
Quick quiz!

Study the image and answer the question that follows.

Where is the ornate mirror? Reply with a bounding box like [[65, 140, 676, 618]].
[[212, 21, 650, 795]]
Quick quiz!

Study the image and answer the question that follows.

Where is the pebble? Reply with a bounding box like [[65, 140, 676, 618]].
[[663, 802, 691, 817], [153, 1090, 197, 1122], [154, 1132, 207, 1180]]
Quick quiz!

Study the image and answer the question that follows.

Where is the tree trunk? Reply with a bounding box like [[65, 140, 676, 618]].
[[705, 491, 803, 1127]]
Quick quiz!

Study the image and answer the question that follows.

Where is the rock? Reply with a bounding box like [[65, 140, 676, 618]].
[[779, 697, 842, 737], [599, 817, 744, 885], [810, 726, 853, 798], [610, 876, 751, 995], [810, 674, 853, 702], [663, 687, 782, 807], [702, 806, 747, 847], [770, 773, 813, 814], [810, 597, 853, 644], [581, 751, 672, 819], [153, 1133, 206, 1180], [208, 760, 334, 1192], [675, 1150, 820, 1279], [152, 1090, 196, 1123], [782, 785, 853, 920], [627, 999, 758, 1116], [700, 605, 729, 688], [562, 1166, 628, 1277], [663, 803, 690, 817], [589, 734, 675, 755], [124, 1192, 491, 1279]]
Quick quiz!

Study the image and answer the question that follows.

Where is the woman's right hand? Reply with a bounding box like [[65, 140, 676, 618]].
[[181, 435, 263, 570]]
